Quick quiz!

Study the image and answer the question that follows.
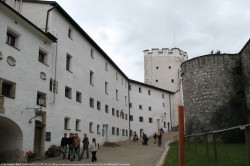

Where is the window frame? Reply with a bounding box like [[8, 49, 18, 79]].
[[64, 117, 70, 130], [76, 91, 82, 103], [66, 54, 72, 72], [1, 79, 16, 99], [90, 70, 94, 86], [76, 119, 81, 131], [38, 49, 48, 65], [65, 86, 72, 99], [6, 28, 19, 49], [89, 98, 94, 108]]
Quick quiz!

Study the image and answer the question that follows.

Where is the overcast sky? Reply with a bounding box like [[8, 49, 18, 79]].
[[53, 0, 250, 82]]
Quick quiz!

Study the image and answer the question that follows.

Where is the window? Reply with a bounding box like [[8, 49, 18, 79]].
[[112, 108, 115, 116], [125, 114, 128, 120], [105, 105, 109, 113], [76, 91, 82, 103], [122, 129, 125, 136], [129, 115, 133, 121], [122, 78, 124, 85], [116, 89, 119, 101], [90, 49, 94, 59], [120, 111, 124, 119], [149, 106, 152, 111], [139, 87, 142, 93], [126, 130, 128, 136], [163, 103, 165, 107], [76, 119, 81, 131], [116, 128, 119, 136], [6, 29, 19, 48], [37, 92, 46, 106], [129, 85, 131, 91], [129, 103, 132, 108], [64, 118, 70, 130], [156, 66, 159, 69], [65, 86, 72, 99], [125, 81, 127, 88], [139, 105, 143, 110], [105, 81, 108, 94], [49, 79, 58, 93], [149, 118, 153, 123], [148, 90, 151, 95], [90, 71, 94, 86], [66, 54, 72, 71], [171, 79, 174, 83], [1, 79, 16, 99], [97, 124, 101, 134], [139, 117, 144, 122], [116, 72, 118, 80], [38, 49, 48, 65], [89, 122, 94, 133], [112, 127, 115, 135], [68, 28, 72, 39], [162, 94, 165, 98], [156, 80, 158, 82], [105, 62, 108, 71], [169, 66, 171, 69], [97, 101, 101, 110], [116, 110, 119, 117], [89, 98, 94, 108], [125, 96, 127, 106]]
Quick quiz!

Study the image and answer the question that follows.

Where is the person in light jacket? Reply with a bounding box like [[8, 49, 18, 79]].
[[89, 138, 97, 162]]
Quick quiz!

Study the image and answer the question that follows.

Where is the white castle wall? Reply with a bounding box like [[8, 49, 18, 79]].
[[0, 1, 174, 157]]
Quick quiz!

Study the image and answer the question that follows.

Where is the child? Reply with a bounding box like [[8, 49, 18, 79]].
[[89, 138, 98, 162]]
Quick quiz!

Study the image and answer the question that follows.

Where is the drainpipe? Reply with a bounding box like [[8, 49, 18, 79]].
[[45, 4, 57, 33], [45, 4, 58, 103], [169, 94, 173, 131], [128, 83, 131, 140], [51, 42, 58, 103]]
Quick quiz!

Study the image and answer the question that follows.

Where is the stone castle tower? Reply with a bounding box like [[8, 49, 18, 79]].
[[181, 39, 250, 134], [143, 48, 188, 128]]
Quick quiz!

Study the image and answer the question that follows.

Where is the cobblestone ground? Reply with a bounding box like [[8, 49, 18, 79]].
[[34, 132, 178, 166]]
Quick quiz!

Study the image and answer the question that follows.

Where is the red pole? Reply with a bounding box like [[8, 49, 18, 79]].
[[178, 105, 184, 166]]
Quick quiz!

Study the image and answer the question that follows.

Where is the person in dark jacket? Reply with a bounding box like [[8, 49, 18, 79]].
[[61, 133, 68, 159], [67, 133, 74, 161], [81, 133, 89, 159], [157, 133, 162, 147], [142, 133, 149, 145]]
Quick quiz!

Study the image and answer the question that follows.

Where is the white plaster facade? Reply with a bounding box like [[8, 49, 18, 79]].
[[129, 80, 173, 138], [0, 0, 174, 159], [144, 48, 188, 128]]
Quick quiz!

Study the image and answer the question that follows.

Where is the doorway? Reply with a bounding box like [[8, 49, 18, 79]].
[[140, 129, 143, 138]]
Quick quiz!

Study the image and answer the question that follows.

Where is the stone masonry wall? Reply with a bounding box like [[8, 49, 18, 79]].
[[240, 39, 250, 121], [181, 54, 241, 133]]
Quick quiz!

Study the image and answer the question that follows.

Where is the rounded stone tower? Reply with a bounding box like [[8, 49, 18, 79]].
[[181, 54, 241, 134]]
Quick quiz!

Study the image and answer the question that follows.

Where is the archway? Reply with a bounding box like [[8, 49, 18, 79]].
[[0, 116, 23, 162]]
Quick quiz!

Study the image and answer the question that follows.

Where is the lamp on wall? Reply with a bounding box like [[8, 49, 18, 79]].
[[26, 96, 45, 123]]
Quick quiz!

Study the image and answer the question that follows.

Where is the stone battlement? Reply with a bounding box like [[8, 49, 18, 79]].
[[143, 48, 188, 60], [181, 53, 240, 75]]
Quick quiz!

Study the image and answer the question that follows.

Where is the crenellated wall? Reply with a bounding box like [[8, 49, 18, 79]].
[[144, 47, 188, 60], [181, 53, 241, 133]]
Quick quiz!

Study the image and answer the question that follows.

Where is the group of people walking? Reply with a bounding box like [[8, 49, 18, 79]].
[[60, 133, 98, 162], [153, 132, 162, 146], [132, 129, 163, 146]]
